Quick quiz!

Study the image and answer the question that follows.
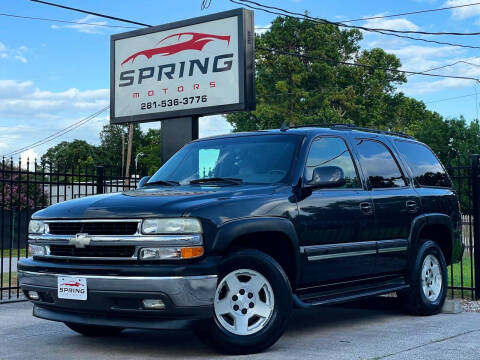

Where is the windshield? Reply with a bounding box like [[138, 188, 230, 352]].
[[148, 134, 302, 186]]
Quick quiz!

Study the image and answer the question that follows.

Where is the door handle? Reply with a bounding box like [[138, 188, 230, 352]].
[[360, 202, 373, 214], [406, 200, 417, 213]]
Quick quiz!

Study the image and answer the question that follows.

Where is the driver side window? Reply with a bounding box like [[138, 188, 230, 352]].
[[305, 137, 361, 188]]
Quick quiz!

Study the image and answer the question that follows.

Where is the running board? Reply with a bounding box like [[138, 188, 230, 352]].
[[293, 282, 410, 308]]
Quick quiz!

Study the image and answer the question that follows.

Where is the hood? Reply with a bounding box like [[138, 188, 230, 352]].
[[33, 184, 279, 219]]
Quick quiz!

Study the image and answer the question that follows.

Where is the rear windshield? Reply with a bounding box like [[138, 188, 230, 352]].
[[395, 140, 451, 188]]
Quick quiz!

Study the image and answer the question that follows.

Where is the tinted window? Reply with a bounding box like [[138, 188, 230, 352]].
[[356, 139, 406, 188], [395, 140, 451, 188], [148, 134, 301, 185], [305, 137, 361, 188]]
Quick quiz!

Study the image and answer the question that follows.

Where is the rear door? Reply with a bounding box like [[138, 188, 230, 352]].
[[352, 137, 420, 274], [296, 135, 376, 285]]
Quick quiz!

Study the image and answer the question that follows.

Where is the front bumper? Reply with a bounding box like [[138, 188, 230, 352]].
[[18, 257, 220, 329]]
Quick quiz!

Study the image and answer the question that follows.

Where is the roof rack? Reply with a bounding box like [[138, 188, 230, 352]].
[[285, 123, 414, 139]]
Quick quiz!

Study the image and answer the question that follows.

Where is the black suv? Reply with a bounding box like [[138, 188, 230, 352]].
[[18, 125, 463, 354]]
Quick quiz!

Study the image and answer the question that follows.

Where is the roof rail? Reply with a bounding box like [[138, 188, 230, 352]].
[[288, 123, 414, 139]]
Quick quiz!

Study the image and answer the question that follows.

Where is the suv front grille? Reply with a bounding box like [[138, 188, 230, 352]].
[[48, 222, 139, 235], [49, 245, 135, 258]]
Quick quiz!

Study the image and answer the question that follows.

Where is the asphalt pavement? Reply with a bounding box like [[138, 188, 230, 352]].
[[0, 297, 479, 360]]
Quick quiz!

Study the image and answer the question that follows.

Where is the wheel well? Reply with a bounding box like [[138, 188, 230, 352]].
[[226, 232, 297, 286], [419, 224, 452, 265]]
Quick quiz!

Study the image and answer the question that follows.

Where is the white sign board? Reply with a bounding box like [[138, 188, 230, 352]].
[[110, 8, 254, 124]]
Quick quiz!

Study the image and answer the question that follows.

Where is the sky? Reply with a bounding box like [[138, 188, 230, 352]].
[[1, 0, 480, 162]]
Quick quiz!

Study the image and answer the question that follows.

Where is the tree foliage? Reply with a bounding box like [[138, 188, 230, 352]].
[[41, 124, 162, 176]]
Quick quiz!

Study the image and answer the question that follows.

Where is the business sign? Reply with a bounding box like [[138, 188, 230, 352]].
[[110, 8, 255, 124]]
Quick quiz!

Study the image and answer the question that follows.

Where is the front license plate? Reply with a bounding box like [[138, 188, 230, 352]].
[[57, 276, 87, 300]]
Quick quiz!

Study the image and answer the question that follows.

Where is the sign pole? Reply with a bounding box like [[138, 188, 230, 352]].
[[161, 116, 199, 164]]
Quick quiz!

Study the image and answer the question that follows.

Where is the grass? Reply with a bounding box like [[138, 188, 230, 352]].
[[1, 249, 27, 259], [447, 255, 475, 298], [1, 271, 17, 286]]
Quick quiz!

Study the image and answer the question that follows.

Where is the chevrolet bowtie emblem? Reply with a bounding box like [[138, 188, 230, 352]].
[[69, 233, 91, 248]]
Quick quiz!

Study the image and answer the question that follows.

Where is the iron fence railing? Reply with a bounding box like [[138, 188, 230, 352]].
[[1, 155, 479, 302], [0, 158, 144, 302]]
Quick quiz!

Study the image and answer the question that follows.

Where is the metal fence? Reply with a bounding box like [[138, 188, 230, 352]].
[[0, 158, 144, 302], [1, 156, 480, 302]]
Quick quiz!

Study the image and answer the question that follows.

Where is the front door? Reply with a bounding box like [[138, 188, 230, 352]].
[[295, 136, 376, 285]]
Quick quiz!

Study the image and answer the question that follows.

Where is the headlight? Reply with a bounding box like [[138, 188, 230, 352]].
[[142, 218, 202, 234], [28, 220, 47, 234]]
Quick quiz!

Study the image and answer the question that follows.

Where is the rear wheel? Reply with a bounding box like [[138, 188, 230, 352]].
[[194, 249, 292, 354], [397, 240, 447, 315], [64, 322, 124, 337]]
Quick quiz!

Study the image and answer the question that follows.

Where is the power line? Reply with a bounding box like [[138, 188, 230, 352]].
[[29, 0, 151, 27], [230, 0, 480, 50], [237, 0, 480, 36], [409, 58, 480, 77], [342, 2, 480, 23], [0, 12, 139, 29], [425, 93, 478, 104], [3, 106, 109, 158], [256, 46, 480, 83]]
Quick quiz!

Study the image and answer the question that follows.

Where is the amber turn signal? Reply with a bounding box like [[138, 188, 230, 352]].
[[181, 246, 204, 259]]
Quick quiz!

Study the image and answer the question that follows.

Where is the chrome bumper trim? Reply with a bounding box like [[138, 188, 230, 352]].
[[19, 270, 217, 307]]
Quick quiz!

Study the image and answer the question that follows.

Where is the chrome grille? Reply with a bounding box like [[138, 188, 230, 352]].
[[48, 222, 139, 235]]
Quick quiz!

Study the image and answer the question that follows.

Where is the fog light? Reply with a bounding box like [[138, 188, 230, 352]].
[[142, 299, 165, 310], [27, 291, 40, 300], [28, 245, 46, 257]]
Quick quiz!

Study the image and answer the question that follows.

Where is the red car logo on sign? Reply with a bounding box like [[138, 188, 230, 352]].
[[61, 282, 83, 287], [121, 32, 231, 66]]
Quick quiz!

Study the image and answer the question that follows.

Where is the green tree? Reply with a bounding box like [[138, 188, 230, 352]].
[[136, 128, 162, 175], [227, 16, 410, 131], [41, 140, 100, 171]]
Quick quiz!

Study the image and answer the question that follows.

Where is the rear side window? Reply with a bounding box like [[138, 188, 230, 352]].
[[395, 140, 451, 188], [355, 139, 406, 188]]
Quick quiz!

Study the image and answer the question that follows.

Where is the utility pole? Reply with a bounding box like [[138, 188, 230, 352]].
[[121, 132, 125, 177], [125, 123, 134, 185]]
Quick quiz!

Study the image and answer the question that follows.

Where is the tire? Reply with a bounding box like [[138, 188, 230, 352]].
[[193, 249, 292, 354], [397, 240, 447, 316], [64, 322, 124, 337]]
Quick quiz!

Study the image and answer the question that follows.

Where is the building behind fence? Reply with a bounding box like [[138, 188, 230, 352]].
[[1, 156, 480, 302]]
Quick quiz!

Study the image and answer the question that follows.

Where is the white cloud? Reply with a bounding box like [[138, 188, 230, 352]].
[[14, 55, 27, 63], [199, 115, 232, 138], [255, 24, 271, 35], [363, 16, 420, 31], [0, 53, 7, 59], [0, 80, 108, 116], [444, 0, 480, 20], [20, 149, 39, 166], [0, 80, 111, 157], [50, 15, 108, 34], [0, 41, 6, 52]]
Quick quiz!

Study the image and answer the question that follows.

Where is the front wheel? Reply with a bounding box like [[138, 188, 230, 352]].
[[64, 322, 124, 337], [397, 240, 447, 315], [194, 249, 292, 354]]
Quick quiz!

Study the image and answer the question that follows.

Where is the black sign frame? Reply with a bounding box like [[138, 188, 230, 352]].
[[110, 8, 255, 124]]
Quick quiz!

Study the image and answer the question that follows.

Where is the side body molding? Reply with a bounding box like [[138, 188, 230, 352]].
[[212, 217, 302, 285]]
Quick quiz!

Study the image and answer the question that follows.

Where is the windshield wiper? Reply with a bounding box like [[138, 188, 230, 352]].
[[190, 177, 243, 185], [144, 180, 180, 187]]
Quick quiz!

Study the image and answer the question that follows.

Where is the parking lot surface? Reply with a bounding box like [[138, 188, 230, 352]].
[[1, 297, 479, 360]]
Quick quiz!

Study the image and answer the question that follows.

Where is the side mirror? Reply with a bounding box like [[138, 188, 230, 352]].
[[306, 166, 346, 189], [137, 176, 151, 189]]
